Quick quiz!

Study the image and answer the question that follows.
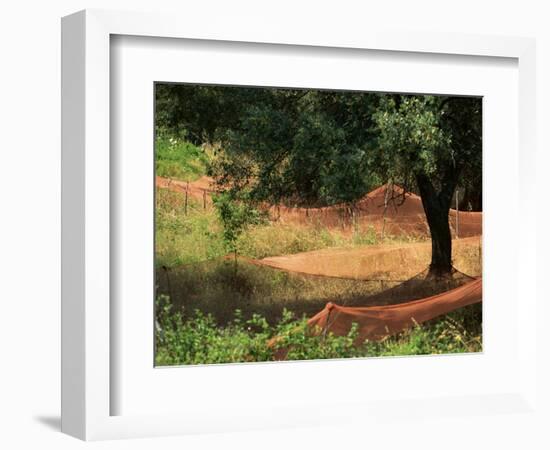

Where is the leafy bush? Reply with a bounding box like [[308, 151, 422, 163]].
[[213, 191, 264, 258], [155, 295, 482, 366]]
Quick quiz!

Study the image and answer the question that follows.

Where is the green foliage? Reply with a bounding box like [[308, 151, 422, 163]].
[[155, 296, 374, 365], [156, 84, 385, 207], [213, 89, 381, 207], [157, 84, 480, 209], [372, 96, 450, 183], [155, 84, 273, 144], [212, 191, 264, 256], [155, 133, 209, 181], [155, 296, 482, 366], [155, 296, 275, 365], [372, 95, 482, 192]]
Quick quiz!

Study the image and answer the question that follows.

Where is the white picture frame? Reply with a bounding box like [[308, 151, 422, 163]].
[[61, 9, 538, 441]]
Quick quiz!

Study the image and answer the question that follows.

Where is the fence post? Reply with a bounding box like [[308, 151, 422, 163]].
[[382, 183, 390, 239], [184, 181, 189, 215]]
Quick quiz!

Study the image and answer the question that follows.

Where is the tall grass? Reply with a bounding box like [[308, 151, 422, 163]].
[[156, 191, 226, 267]]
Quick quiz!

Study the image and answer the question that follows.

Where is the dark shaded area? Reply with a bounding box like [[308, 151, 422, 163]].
[[156, 259, 474, 327]]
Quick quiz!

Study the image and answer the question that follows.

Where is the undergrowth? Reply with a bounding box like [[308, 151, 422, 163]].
[[155, 298, 482, 365]]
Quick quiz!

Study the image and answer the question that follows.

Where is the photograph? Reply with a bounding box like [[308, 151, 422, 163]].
[[153, 84, 483, 366]]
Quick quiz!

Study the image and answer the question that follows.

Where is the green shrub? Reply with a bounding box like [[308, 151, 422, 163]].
[[213, 191, 265, 258], [155, 296, 482, 366]]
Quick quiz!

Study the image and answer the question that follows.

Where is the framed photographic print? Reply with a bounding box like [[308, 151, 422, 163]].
[[153, 82, 483, 367], [61, 9, 538, 441]]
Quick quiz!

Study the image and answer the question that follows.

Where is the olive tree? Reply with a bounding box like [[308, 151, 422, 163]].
[[373, 95, 481, 275]]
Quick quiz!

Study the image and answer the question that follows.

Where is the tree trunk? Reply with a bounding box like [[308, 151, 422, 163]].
[[416, 174, 456, 277], [424, 204, 452, 276]]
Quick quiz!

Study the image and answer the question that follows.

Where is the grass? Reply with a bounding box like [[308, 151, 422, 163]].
[[156, 190, 225, 267], [155, 135, 209, 181]]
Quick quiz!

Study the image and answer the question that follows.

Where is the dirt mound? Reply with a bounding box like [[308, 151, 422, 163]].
[[307, 277, 482, 342], [258, 236, 482, 281], [156, 175, 215, 203]]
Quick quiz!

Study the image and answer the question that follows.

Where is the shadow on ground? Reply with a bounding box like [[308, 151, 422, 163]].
[[34, 415, 61, 432], [156, 259, 475, 326]]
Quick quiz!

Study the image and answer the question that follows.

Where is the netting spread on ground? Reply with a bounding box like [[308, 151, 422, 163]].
[[156, 177, 482, 345], [307, 277, 482, 342], [156, 175, 215, 204], [158, 251, 479, 335], [270, 184, 481, 238], [257, 236, 481, 281], [156, 177, 482, 239]]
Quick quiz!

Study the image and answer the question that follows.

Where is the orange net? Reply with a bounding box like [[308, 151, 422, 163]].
[[307, 277, 482, 342], [156, 177, 482, 239], [256, 236, 481, 282], [270, 184, 481, 238], [156, 175, 215, 204]]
